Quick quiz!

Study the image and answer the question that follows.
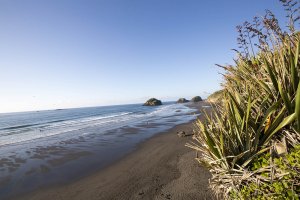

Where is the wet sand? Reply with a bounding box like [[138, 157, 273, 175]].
[[10, 102, 214, 200]]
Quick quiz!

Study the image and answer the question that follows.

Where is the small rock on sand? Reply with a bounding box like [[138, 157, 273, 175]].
[[177, 131, 185, 137], [177, 131, 193, 137]]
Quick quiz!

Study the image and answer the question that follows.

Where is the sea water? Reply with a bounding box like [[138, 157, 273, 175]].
[[0, 102, 198, 199]]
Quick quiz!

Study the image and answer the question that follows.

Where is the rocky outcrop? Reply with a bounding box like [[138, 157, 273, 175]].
[[143, 98, 162, 106], [176, 98, 189, 103], [191, 96, 203, 102]]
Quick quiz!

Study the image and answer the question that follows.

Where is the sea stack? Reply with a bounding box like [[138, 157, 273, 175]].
[[191, 96, 203, 102], [143, 98, 162, 106], [176, 98, 189, 103]]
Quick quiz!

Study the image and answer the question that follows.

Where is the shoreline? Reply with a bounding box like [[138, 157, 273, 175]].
[[10, 102, 213, 200]]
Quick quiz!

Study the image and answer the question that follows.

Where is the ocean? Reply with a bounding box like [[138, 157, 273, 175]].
[[0, 102, 198, 199]]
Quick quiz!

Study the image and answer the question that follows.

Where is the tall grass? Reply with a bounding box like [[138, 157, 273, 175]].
[[187, 0, 300, 198]]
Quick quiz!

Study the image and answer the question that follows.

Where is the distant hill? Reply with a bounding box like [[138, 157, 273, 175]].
[[207, 90, 224, 103]]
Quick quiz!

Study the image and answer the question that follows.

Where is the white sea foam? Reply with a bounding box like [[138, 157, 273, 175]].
[[0, 104, 196, 146]]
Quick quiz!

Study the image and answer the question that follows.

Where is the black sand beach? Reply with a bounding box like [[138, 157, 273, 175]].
[[4, 102, 213, 200]]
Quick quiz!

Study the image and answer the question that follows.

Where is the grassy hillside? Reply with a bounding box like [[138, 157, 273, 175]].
[[207, 90, 224, 103]]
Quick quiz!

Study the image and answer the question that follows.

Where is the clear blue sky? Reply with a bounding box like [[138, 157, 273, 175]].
[[0, 0, 286, 113]]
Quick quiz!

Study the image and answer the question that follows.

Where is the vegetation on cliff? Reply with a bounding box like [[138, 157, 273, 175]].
[[207, 90, 224, 103]]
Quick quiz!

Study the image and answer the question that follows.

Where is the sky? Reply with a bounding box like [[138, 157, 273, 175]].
[[0, 0, 287, 113]]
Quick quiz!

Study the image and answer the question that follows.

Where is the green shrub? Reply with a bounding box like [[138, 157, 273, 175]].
[[231, 145, 300, 199], [187, 0, 300, 199]]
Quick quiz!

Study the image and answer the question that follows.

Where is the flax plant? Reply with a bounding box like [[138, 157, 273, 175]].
[[187, 0, 300, 198]]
